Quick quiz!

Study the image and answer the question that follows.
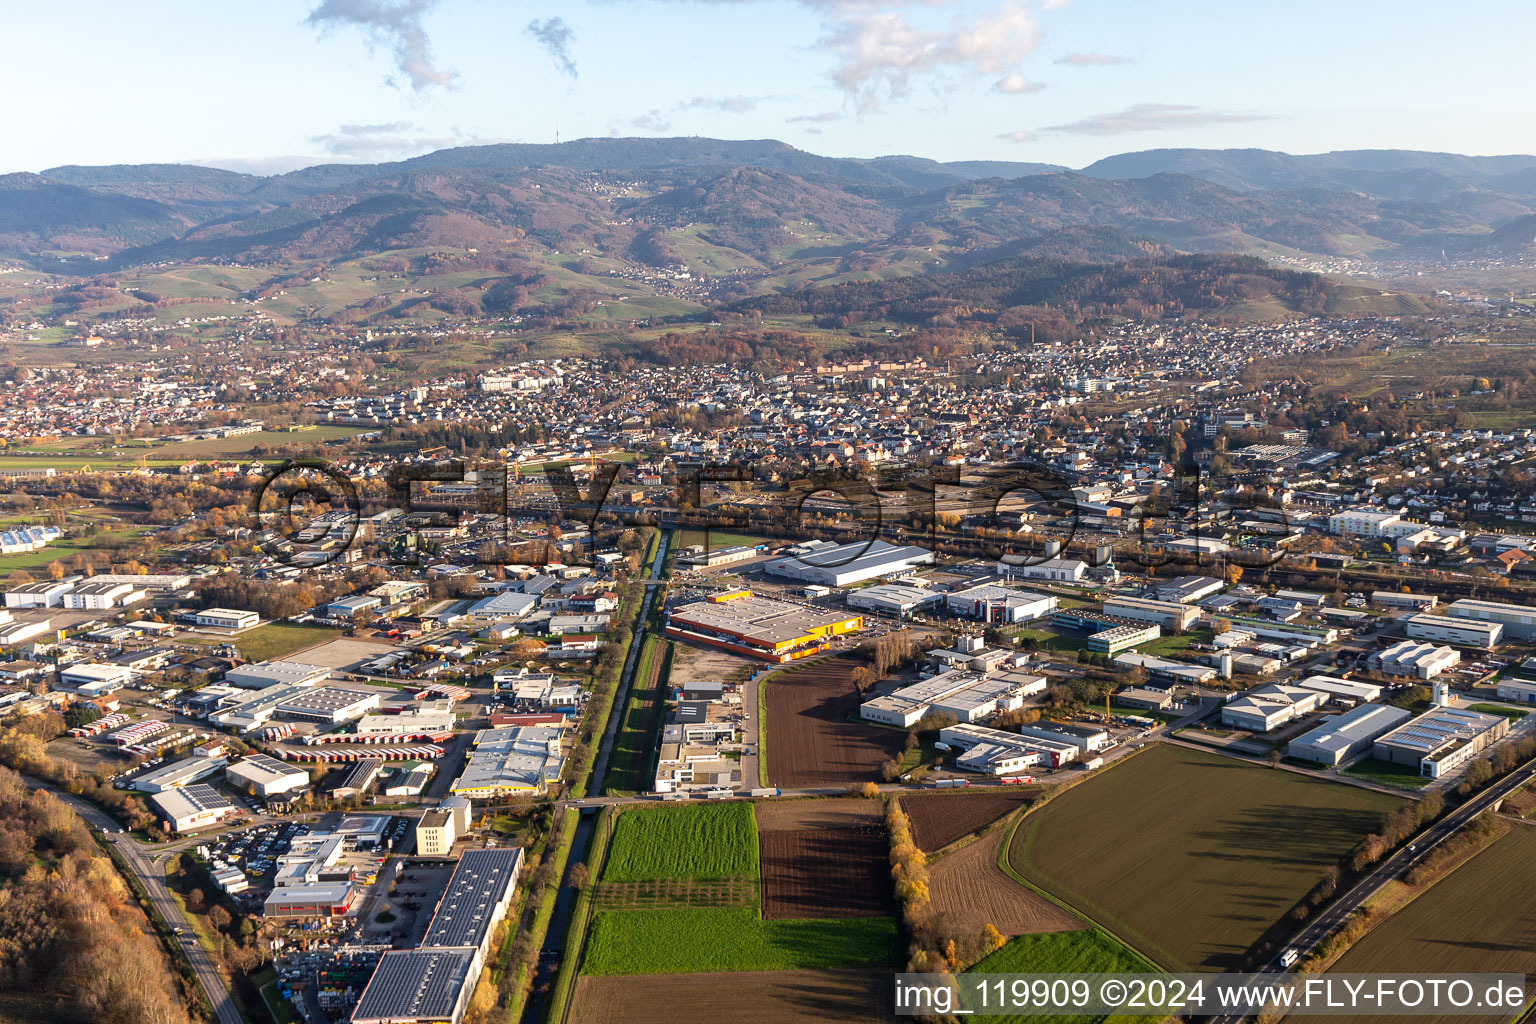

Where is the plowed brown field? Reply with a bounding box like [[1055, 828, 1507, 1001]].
[[764, 658, 906, 788], [901, 789, 1038, 852]]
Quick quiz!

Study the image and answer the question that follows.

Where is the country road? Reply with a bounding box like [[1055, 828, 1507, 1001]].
[[23, 779, 246, 1024]]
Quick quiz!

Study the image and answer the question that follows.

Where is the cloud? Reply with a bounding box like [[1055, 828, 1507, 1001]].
[[677, 95, 764, 113], [631, 110, 674, 134], [996, 129, 1037, 143], [1055, 51, 1125, 65], [1044, 103, 1268, 136], [994, 72, 1043, 94], [526, 16, 578, 77], [787, 111, 844, 123], [308, 121, 459, 158], [307, 0, 456, 91], [821, 2, 1042, 106]]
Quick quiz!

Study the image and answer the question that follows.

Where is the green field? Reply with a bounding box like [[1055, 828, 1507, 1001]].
[[1339, 756, 1433, 789], [581, 908, 898, 974], [1007, 744, 1403, 970], [601, 803, 759, 882], [966, 929, 1156, 1024], [1465, 703, 1530, 721], [1286, 826, 1536, 1024], [184, 622, 342, 662]]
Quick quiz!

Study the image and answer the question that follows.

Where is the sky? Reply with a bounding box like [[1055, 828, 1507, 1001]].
[[7, 0, 1536, 175]]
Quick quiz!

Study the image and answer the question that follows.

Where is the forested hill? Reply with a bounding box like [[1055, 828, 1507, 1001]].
[[734, 254, 1432, 337]]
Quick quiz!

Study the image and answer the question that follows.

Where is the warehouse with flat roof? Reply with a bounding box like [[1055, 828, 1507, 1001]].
[[1220, 683, 1324, 732], [1404, 613, 1504, 649], [351, 948, 477, 1024], [130, 755, 229, 793], [150, 784, 238, 833], [226, 754, 310, 799], [1102, 596, 1201, 632], [421, 848, 524, 960], [273, 685, 381, 724], [665, 591, 861, 662], [860, 668, 1045, 727], [1372, 706, 1510, 778], [1446, 598, 1536, 640], [1293, 675, 1384, 704], [1287, 704, 1412, 766], [223, 661, 330, 690], [449, 726, 564, 797], [945, 584, 1056, 624], [763, 540, 933, 587], [846, 584, 945, 618]]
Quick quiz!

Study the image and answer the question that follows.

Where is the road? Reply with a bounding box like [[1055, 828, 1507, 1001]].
[[1205, 753, 1536, 1024], [24, 780, 246, 1024], [585, 527, 671, 794]]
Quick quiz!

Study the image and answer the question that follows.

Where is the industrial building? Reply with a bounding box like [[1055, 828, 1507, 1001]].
[[59, 662, 133, 695], [150, 784, 238, 833], [763, 539, 933, 587], [1088, 624, 1162, 655], [3, 579, 75, 608], [1286, 704, 1413, 766], [1371, 591, 1439, 611], [130, 755, 229, 793], [939, 723, 1050, 775], [1404, 613, 1504, 649], [1446, 598, 1536, 641], [420, 848, 523, 962], [944, 584, 1056, 624], [192, 608, 260, 630], [223, 660, 331, 690], [262, 882, 355, 919], [1111, 651, 1216, 685], [860, 668, 1045, 727], [1372, 706, 1510, 778], [465, 591, 539, 622], [226, 754, 310, 799], [1116, 686, 1174, 711], [350, 848, 524, 1024], [1102, 596, 1201, 632], [1293, 675, 1384, 704], [351, 949, 478, 1024], [1373, 640, 1461, 679], [331, 758, 384, 799], [1153, 575, 1226, 604], [63, 580, 143, 610], [1052, 609, 1162, 653], [665, 591, 862, 663], [270, 686, 381, 724], [1496, 678, 1536, 705], [1016, 721, 1110, 752], [1220, 683, 1325, 732], [449, 726, 564, 797], [846, 584, 945, 619], [677, 544, 760, 568], [998, 557, 1088, 582]]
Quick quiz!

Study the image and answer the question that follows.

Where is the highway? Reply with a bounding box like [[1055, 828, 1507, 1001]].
[[23, 780, 246, 1024], [1204, 753, 1536, 1024]]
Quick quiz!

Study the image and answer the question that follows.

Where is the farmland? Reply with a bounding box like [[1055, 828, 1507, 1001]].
[[901, 789, 1038, 853], [1007, 743, 1404, 970], [965, 929, 1157, 1024], [582, 907, 899, 975], [571, 969, 891, 1024], [763, 658, 907, 788], [928, 828, 1083, 939], [758, 828, 890, 919], [182, 622, 343, 662], [754, 798, 891, 919], [601, 803, 759, 883], [1286, 826, 1536, 1024]]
